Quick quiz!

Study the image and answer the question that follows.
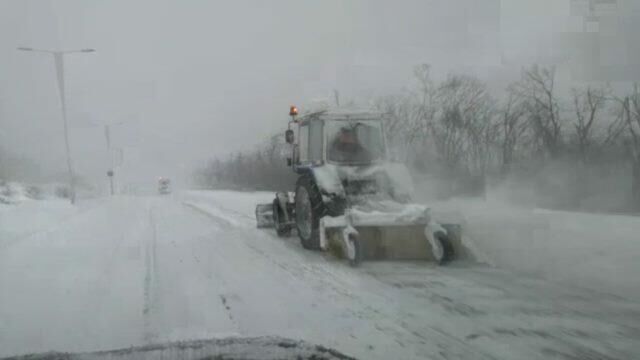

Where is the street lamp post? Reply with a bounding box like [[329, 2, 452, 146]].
[[104, 121, 125, 196], [17, 47, 95, 204]]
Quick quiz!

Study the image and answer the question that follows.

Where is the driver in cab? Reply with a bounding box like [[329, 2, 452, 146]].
[[329, 127, 372, 163]]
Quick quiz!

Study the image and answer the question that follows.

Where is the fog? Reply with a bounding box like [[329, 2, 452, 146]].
[[0, 0, 638, 189], [2, 3, 640, 358]]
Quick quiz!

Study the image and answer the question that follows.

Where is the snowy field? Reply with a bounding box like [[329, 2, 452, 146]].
[[0, 190, 638, 359]]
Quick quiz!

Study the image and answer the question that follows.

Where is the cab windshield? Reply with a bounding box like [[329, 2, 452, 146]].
[[326, 120, 385, 164]]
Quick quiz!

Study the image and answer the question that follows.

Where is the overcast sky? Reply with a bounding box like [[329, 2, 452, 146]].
[[0, 0, 638, 187]]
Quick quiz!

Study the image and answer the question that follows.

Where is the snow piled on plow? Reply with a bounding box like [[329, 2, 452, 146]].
[[323, 201, 430, 228], [311, 163, 415, 200]]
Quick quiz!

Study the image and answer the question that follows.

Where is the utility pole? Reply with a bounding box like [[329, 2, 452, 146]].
[[107, 169, 114, 196], [105, 124, 114, 196], [103, 121, 125, 196], [104, 124, 111, 152], [17, 47, 95, 204]]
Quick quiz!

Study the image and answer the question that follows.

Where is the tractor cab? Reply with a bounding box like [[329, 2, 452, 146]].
[[285, 108, 387, 171]]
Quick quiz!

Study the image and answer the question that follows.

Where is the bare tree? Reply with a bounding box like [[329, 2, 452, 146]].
[[570, 86, 609, 163], [499, 86, 528, 175], [412, 64, 439, 138], [618, 84, 640, 210], [374, 94, 413, 159], [428, 74, 496, 196], [374, 64, 439, 167], [430, 105, 467, 172], [265, 134, 283, 165], [195, 132, 297, 191], [516, 65, 563, 158]]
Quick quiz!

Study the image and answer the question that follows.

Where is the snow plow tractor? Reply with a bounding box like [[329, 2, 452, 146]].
[[158, 177, 171, 195], [255, 106, 462, 266]]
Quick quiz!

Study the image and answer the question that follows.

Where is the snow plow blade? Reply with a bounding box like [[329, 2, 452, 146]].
[[255, 203, 274, 228], [320, 210, 466, 265], [323, 224, 463, 262]]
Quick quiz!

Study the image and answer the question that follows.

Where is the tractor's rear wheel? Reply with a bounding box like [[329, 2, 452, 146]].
[[295, 175, 326, 250]]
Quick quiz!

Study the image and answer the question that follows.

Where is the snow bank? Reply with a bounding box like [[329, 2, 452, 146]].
[[430, 198, 640, 301], [0, 181, 81, 206], [0, 199, 80, 250], [0, 181, 94, 246], [0, 182, 35, 205], [0, 189, 106, 251]]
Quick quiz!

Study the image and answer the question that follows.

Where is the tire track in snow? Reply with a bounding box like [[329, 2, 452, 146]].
[[143, 205, 160, 344], [218, 294, 235, 322], [182, 201, 234, 229], [181, 193, 638, 359], [188, 232, 243, 336], [364, 264, 637, 360], [182, 196, 255, 228], [235, 229, 499, 360], [183, 197, 493, 358], [243, 229, 630, 360]]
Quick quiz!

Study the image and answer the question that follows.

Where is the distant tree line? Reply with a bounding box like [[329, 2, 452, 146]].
[[375, 64, 640, 212], [193, 135, 296, 191], [0, 146, 44, 182], [196, 64, 640, 212]]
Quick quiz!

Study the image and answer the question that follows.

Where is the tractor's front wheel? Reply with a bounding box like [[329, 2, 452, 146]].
[[295, 176, 325, 250], [273, 199, 291, 237], [433, 231, 455, 265], [346, 232, 362, 267]]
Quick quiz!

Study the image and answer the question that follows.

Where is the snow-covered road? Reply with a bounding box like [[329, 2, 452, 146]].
[[1, 192, 638, 359]]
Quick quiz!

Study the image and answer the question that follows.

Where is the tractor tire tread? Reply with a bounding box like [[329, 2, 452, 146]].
[[295, 175, 326, 250]]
